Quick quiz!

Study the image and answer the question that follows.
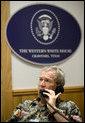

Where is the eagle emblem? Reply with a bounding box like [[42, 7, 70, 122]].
[[30, 9, 60, 45], [36, 14, 56, 41]]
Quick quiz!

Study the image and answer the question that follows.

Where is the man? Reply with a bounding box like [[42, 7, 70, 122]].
[[7, 66, 82, 122]]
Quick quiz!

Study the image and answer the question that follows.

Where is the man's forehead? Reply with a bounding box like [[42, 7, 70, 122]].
[[40, 70, 56, 78]]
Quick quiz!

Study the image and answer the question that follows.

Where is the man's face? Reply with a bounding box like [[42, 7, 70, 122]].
[[38, 70, 57, 91]]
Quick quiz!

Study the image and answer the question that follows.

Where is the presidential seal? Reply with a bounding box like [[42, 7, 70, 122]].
[[30, 9, 60, 45]]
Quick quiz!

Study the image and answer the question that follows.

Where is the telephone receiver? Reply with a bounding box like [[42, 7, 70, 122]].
[[39, 89, 49, 98], [39, 85, 64, 98], [55, 85, 64, 94]]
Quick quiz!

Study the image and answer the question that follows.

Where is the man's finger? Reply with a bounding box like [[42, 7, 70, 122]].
[[55, 92, 61, 98]]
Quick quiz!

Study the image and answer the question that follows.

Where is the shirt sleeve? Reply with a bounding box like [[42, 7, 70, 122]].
[[6, 100, 32, 122], [66, 101, 82, 122]]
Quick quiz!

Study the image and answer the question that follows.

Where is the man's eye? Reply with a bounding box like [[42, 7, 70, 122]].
[[39, 78, 43, 81], [45, 79, 50, 82]]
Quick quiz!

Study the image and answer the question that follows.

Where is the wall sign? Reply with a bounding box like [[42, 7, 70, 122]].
[[6, 4, 81, 65]]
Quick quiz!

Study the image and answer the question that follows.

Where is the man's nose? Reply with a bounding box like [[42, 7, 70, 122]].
[[40, 80, 46, 86]]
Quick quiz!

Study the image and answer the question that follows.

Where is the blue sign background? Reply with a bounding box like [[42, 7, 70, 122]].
[[6, 4, 81, 65]]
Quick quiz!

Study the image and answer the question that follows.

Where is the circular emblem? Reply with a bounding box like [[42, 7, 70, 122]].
[[30, 9, 60, 45], [6, 4, 81, 65]]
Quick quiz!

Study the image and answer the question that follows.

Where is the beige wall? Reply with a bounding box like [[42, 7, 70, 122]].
[[1, 1, 13, 121]]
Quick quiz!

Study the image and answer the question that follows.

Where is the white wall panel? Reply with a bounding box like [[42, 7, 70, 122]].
[[10, 1, 84, 89]]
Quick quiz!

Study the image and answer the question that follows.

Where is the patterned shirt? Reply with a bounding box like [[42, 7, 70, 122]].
[[6, 98, 82, 122]]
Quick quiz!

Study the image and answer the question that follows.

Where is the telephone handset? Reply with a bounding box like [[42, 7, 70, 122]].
[[55, 85, 64, 94], [39, 89, 49, 98], [39, 86, 64, 98]]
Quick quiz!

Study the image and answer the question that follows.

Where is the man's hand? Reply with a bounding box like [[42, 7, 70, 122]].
[[43, 89, 61, 112]]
